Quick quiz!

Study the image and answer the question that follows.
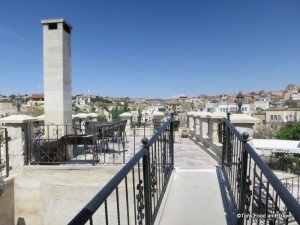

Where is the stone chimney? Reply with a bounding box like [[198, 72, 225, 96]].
[[41, 18, 72, 127]]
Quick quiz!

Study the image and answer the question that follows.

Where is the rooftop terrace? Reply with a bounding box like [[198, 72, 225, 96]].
[[0, 114, 299, 225]]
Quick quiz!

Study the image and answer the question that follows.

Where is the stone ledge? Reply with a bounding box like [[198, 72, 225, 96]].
[[24, 165, 123, 171], [230, 114, 260, 124], [195, 112, 211, 118], [208, 112, 226, 119], [0, 114, 37, 124]]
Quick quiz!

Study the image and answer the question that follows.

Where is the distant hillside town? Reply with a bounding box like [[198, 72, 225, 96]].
[[0, 83, 299, 138]]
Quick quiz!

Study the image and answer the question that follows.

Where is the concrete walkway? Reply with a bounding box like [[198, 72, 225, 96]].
[[156, 137, 229, 225]]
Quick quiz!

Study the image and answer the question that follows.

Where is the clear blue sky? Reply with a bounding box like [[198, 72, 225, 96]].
[[0, 1, 299, 98]]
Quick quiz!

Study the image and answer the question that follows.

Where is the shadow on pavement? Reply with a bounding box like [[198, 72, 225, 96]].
[[216, 165, 237, 225]]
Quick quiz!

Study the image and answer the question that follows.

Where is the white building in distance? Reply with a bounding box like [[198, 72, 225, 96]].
[[141, 105, 166, 124]]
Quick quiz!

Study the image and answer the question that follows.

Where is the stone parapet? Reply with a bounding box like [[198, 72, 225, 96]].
[[186, 111, 258, 161], [230, 114, 260, 138], [0, 115, 36, 175], [119, 112, 133, 132]]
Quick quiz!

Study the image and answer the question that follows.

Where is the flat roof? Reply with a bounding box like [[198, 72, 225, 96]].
[[41, 18, 72, 29], [253, 139, 300, 154], [265, 108, 300, 111]]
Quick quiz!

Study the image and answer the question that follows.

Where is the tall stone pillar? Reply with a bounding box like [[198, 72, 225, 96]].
[[187, 112, 195, 137], [193, 112, 204, 140], [207, 112, 226, 158], [0, 115, 37, 174], [201, 117, 209, 140], [152, 112, 165, 124], [197, 112, 210, 142], [208, 112, 226, 144], [187, 112, 196, 132], [119, 112, 133, 133], [195, 116, 200, 137], [230, 114, 260, 139], [42, 19, 72, 127]]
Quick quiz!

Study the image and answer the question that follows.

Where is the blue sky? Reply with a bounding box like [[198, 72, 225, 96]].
[[0, 1, 299, 98]]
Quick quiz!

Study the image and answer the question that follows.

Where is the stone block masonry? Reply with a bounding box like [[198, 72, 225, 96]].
[[42, 19, 72, 128]]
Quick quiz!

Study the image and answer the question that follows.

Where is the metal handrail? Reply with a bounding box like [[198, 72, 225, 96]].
[[68, 116, 174, 225], [148, 117, 173, 146], [29, 121, 130, 165], [223, 118, 300, 223], [0, 128, 9, 178], [68, 147, 148, 225]]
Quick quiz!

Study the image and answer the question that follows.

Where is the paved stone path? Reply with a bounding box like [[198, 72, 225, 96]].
[[156, 137, 229, 225]]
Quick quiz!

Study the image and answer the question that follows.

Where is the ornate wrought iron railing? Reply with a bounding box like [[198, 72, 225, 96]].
[[68, 116, 174, 225], [278, 176, 300, 205], [221, 117, 300, 225], [0, 128, 9, 179], [26, 120, 129, 165]]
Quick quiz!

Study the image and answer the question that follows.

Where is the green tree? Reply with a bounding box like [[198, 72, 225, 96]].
[[90, 104, 96, 112], [9, 94, 16, 101], [91, 96, 113, 104], [276, 122, 300, 140], [111, 106, 122, 120], [123, 101, 130, 112], [273, 123, 300, 175], [137, 108, 142, 127], [97, 115, 108, 122], [27, 107, 43, 117]]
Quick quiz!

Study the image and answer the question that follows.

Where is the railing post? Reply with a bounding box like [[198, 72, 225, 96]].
[[193, 116, 196, 134], [5, 128, 9, 177], [222, 113, 231, 166], [133, 123, 136, 155], [170, 114, 174, 169], [142, 138, 152, 225], [227, 112, 231, 121], [225, 125, 232, 166], [221, 121, 226, 165], [23, 124, 29, 165], [217, 121, 221, 143], [237, 132, 249, 225]]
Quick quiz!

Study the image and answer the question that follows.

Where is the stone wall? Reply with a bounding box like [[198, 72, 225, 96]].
[[0, 103, 17, 117], [187, 112, 259, 161], [14, 166, 122, 225], [6, 125, 25, 175], [0, 178, 15, 225]]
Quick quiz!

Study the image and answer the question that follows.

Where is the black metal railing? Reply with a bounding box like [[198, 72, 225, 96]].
[[26, 120, 129, 165], [132, 123, 146, 138], [221, 117, 300, 225], [0, 128, 9, 178], [26, 124, 98, 165], [68, 115, 174, 225], [218, 121, 223, 144], [278, 176, 300, 205]]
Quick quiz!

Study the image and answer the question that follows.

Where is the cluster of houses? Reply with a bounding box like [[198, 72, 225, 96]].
[[0, 84, 299, 132], [138, 84, 300, 129]]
